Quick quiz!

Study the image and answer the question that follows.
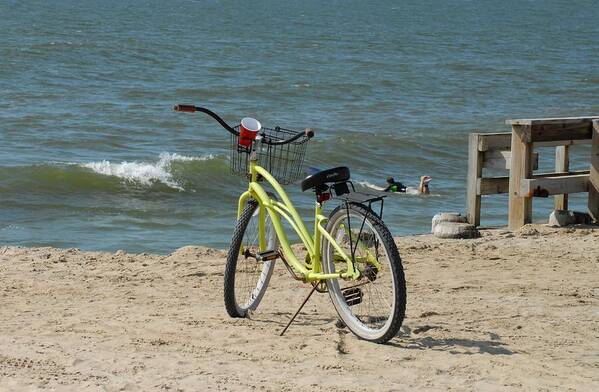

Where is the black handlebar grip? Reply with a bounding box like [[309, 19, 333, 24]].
[[305, 128, 315, 138], [174, 104, 196, 112]]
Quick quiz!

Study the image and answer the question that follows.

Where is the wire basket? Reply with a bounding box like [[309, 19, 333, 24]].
[[230, 125, 311, 184]]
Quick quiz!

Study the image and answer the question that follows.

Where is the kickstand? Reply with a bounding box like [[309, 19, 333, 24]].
[[280, 282, 320, 336]]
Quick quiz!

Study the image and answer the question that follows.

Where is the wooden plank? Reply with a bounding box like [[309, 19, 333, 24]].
[[508, 125, 533, 229], [520, 173, 589, 197], [472, 132, 590, 152], [507, 116, 599, 126], [477, 133, 511, 152], [529, 122, 593, 143], [483, 150, 538, 170], [534, 139, 591, 147], [514, 124, 591, 144], [506, 117, 596, 144], [466, 134, 483, 226], [477, 176, 509, 195], [589, 121, 599, 221], [531, 170, 590, 177], [554, 145, 569, 210], [478, 170, 589, 197]]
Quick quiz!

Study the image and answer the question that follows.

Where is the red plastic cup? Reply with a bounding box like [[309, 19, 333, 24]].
[[239, 117, 261, 147]]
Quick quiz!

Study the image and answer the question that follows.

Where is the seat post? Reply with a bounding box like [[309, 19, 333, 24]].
[[314, 184, 331, 203]]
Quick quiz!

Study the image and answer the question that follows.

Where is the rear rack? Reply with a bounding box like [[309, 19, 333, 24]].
[[330, 180, 386, 219], [336, 191, 385, 205]]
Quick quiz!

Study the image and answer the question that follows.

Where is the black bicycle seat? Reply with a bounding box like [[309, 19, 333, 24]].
[[300, 166, 350, 192]]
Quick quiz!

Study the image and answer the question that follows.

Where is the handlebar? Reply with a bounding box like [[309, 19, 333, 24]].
[[174, 104, 314, 145], [174, 104, 239, 136]]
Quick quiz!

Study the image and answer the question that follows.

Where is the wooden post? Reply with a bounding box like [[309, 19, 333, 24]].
[[508, 125, 533, 229], [466, 133, 483, 226], [554, 145, 570, 210], [588, 120, 599, 222]]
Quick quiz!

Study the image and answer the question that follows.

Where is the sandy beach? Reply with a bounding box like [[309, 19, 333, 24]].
[[1, 224, 598, 391]]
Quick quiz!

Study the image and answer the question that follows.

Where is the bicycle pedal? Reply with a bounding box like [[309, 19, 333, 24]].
[[257, 249, 279, 261], [342, 287, 363, 306]]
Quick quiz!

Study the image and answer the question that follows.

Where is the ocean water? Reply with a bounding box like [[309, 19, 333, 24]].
[[1, 0, 598, 253]]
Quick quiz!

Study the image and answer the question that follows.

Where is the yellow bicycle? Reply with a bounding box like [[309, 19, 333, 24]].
[[175, 104, 406, 343]]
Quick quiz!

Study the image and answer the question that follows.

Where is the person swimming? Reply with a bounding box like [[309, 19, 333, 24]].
[[384, 176, 432, 195], [384, 177, 407, 193]]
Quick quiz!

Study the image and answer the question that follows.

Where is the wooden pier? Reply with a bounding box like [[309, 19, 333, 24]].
[[466, 116, 599, 229]]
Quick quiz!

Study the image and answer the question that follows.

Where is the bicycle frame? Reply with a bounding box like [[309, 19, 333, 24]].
[[236, 158, 360, 282]]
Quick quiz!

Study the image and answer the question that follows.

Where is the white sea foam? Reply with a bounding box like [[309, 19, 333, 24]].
[[357, 181, 387, 192], [357, 180, 441, 197], [358, 180, 418, 195], [82, 152, 214, 190]]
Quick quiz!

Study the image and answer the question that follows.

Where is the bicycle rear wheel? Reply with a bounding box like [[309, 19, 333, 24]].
[[322, 203, 406, 343], [224, 199, 276, 318]]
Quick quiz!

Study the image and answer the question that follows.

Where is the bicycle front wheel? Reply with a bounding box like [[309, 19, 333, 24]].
[[224, 199, 276, 318], [322, 203, 406, 343]]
